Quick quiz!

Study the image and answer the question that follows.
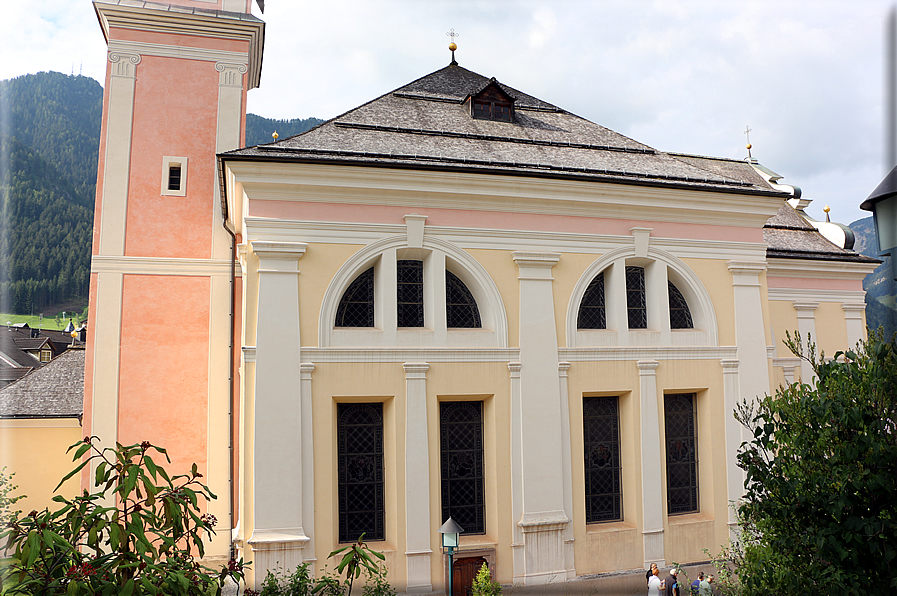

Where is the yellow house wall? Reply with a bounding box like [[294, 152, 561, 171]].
[[0, 419, 82, 515]]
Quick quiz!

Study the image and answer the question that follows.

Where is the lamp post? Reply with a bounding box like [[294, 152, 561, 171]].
[[438, 517, 464, 596], [861, 165, 897, 281]]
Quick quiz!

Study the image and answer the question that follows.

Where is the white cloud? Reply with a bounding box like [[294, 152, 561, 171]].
[[528, 8, 558, 49]]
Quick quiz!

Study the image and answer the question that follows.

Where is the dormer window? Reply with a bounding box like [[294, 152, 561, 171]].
[[467, 80, 515, 122]]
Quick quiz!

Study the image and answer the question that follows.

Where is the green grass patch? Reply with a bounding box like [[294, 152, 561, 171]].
[[0, 313, 81, 330]]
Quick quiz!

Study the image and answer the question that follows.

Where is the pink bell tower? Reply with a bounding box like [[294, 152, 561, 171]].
[[86, 0, 264, 563]]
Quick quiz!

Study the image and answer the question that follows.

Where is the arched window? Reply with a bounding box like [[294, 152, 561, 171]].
[[446, 270, 481, 328], [668, 281, 694, 329], [577, 272, 606, 329], [335, 267, 374, 327], [625, 266, 647, 329]]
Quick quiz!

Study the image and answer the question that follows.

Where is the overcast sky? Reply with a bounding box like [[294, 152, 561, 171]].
[[3, 0, 895, 226]]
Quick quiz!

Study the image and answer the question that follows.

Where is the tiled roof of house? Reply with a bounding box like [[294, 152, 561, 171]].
[[0, 348, 84, 418], [763, 203, 878, 263], [224, 63, 788, 196]]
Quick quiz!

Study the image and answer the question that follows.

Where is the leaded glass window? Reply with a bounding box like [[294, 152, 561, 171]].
[[446, 270, 481, 328], [338, 403, 385, 542], [577, 272, 606, 329], [397, 260, 424, 327], [626, 266, 647, 329], [665, 393, 698, 515], [668, 281, 694, 329], [583, 396, 622, 522], [335, 267, 374, 327], [440, 401, 485, 534]]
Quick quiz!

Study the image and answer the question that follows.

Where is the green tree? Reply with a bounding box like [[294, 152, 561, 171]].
[[470, 563, 501, 596], [0, 438, 247, 595], [734, 331, 897, 595]]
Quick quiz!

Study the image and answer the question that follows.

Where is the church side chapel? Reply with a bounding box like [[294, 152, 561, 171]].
[[86, 1, 876, 592]]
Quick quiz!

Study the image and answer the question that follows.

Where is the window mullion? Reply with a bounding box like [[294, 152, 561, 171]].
[[379, 250, 398, 333]]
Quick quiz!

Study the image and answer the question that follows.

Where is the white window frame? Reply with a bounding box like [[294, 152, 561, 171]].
[[161, 156, 188, 196]]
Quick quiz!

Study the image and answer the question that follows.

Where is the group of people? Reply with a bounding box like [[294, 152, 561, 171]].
[[645, 564, 714, 596]]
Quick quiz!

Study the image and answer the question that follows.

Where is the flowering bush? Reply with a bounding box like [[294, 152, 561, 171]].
[[0, 437, 247, 595]]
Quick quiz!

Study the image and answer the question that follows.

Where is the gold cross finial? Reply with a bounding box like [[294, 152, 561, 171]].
[[446, 28, 459, 64], [744, 125, 753, 159]]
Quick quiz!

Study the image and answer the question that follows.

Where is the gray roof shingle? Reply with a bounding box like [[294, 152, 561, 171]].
[[0, 348, 84, 418], [224, 64, 787, 195]]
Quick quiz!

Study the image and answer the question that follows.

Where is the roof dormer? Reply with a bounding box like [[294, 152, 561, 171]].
[[465, 78, 515, 122]]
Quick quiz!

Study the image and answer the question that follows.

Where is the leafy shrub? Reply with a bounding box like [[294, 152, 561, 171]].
[[470, 563, 501, 596], [0, 437, 247, 595]]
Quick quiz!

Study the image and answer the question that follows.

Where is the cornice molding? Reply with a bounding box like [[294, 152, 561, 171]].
[[766, 288, 866, 303], [91, 255, 236, 276], [558, 346, 738, 361], [300, 348, 520, 363], [224, 161, 783, 229], [766, 258, 878, 280], [242, 218, 768, 261], [107, 39, 249, 67]]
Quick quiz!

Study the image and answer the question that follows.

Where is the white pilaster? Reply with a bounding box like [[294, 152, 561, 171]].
[[557, 362, 575, 579], [793, 301, 819, 383], [720, 358, 742, 542], [403, 362, 433, 594], [508, 361, 525, 584], [637, 360, 664, 568], [727, 262, 771, 443], [248, 241, 309, 577], [299, 363, 317, 568], [511, 252, 569, 585], [841, 303, 866, 349]]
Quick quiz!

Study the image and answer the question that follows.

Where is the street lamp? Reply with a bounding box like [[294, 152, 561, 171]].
[[861, 165, 897, 281], [438, 517, 464, 596]]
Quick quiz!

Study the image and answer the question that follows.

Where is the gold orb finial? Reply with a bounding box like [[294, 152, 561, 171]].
[[449, 42, 457, 51], [272, 131, 279, 141], [823, 204, 830, 213]]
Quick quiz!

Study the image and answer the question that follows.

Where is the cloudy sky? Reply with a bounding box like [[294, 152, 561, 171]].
[[3, 0, 895, 225]]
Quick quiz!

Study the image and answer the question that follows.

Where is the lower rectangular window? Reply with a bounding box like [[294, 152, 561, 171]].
[[583, 396, 622, 522], [337, 402, 385, 542], [664, 393, 698, 514], [440, 401, 485, 534]]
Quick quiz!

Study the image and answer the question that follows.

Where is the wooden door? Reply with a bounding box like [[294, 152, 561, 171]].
[[452, 557, 487, 596]]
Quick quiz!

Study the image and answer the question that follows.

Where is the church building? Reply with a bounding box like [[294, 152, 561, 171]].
[[86, 1, 876, 592]]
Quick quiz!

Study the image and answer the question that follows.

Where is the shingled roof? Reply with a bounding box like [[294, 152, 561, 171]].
[[763, 203, 878, 263], [0, 348, 84, 418], [224, 63, 788, 196]]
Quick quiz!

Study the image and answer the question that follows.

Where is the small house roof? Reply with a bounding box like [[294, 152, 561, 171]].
[[0, 348, 84, 418]]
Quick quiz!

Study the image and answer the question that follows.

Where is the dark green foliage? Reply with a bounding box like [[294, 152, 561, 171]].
[[0, 72, 101, 314], [0, 438, 247, 595], [734, 331, 897, 595], [245, 114, 324, 147], [0, 72, 102, 205]]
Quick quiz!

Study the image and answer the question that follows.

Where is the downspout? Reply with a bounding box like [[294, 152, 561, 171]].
[[217, 155, 237, 561]]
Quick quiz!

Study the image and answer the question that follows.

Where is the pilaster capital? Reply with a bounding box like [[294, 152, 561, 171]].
[[558, 361, 571, 377], [841, 302, 866, 315], [300, 363, 315, 380], [792, 301, 820, 316], [512, 251, 560, 280], [216, 61, 248, 87], [507, 361, 522, 377], [727, 260, 766, 286], [108, 51, 141, 78], [402, 362, 430, 378], [637, 359, 659, 374], [242, 346, 256, 363], [252, 241, 307, 271], [720, 358, 739, 373]]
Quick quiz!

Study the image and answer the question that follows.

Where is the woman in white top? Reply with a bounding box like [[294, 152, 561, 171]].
[[647, 567, 663, 596]]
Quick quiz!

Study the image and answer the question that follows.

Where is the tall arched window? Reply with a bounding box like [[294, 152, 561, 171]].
[[335, 267, 374, 327], [668, 281, 694, 329], [446, 270, 482, 328], [577, 272, 606, 329]]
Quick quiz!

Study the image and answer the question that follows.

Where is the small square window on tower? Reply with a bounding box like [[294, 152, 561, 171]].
[[161, 156, 188, 196]]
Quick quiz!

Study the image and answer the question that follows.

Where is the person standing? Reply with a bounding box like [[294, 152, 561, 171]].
[[646, 562, 659, 584], [663, 568, 680, 596], [698, 574, 712, 596], [647, 567, 663, 596], [690, 572, 703, 595]]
